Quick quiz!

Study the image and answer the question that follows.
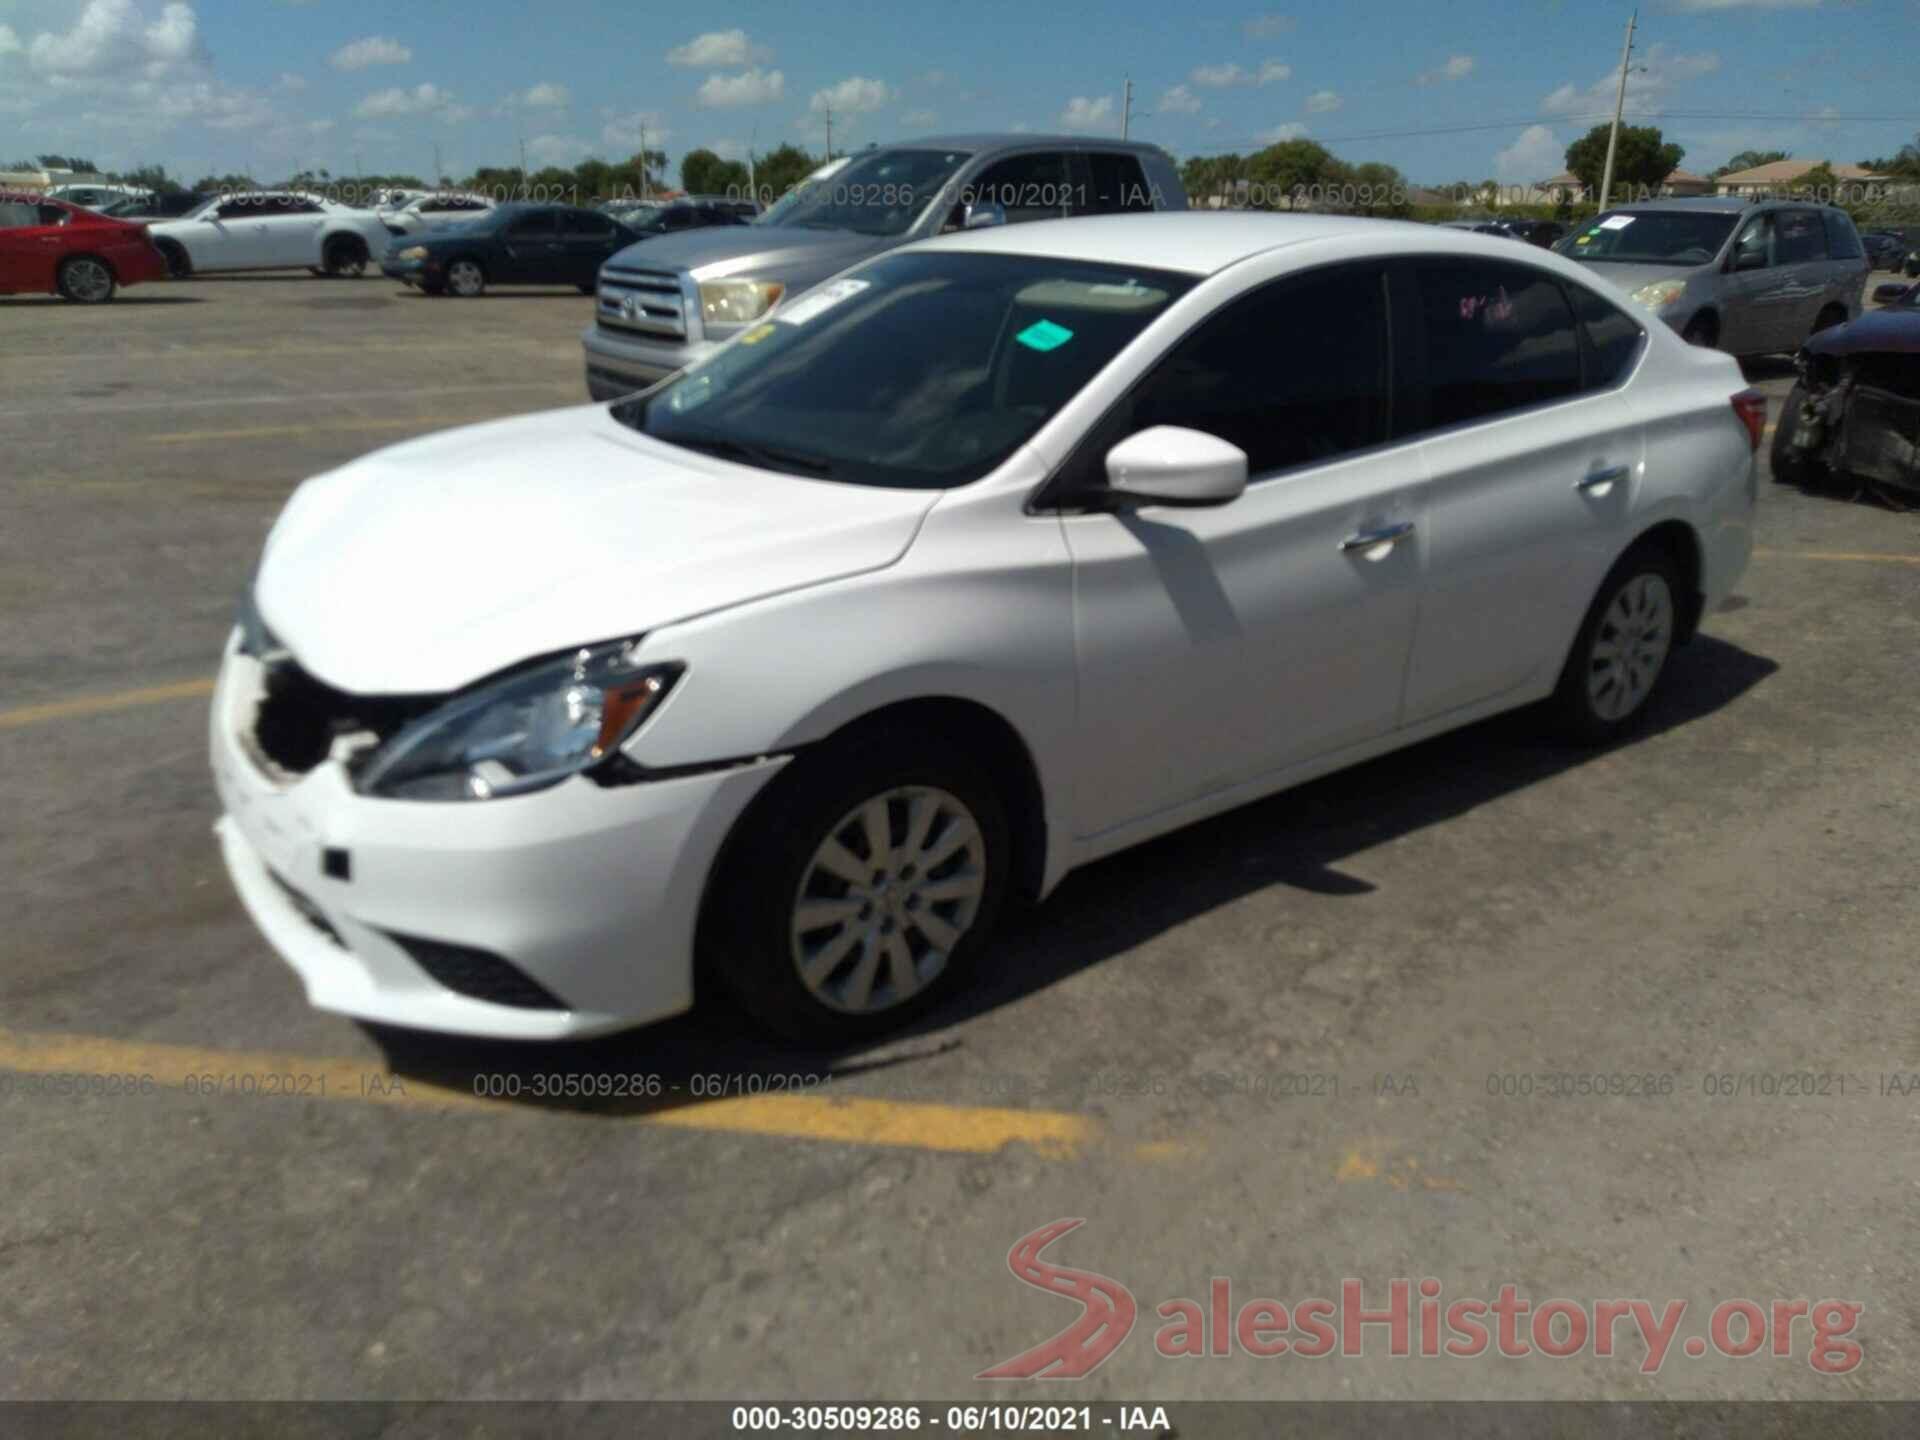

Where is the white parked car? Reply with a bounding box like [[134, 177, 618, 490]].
[[378, 192, 497, 240], [148, 192, 393, 278], [211, 213, 1761, 1043]]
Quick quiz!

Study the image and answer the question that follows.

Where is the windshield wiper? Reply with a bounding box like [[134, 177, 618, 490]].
[[668, 435, 836, 478]]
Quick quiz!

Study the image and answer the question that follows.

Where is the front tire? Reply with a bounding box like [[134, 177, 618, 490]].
[[446, 258, 486, 297], [701, 729, 1011, 1045], [1770, 382, 1825, 487], [1550, 543, 1683, 745], [56, 256, 115, 304]]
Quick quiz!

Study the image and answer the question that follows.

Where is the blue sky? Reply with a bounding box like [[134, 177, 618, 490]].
[[2, 0, 1916, 184]]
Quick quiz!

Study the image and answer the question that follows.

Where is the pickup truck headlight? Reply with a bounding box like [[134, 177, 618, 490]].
[[698, 278, 785, 326], [355, 643, 683, 801], [1630, 279, 1688, 310]]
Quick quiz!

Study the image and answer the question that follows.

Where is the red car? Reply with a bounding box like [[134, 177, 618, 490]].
[[0, 192, 169, 304]]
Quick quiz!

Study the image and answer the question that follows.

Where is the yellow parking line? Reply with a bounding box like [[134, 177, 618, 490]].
[[0, 1027, 1099, 1157], [153, 416, 502, 444], [0, 678, 215, 731], [1754, 548, 1920, 568]]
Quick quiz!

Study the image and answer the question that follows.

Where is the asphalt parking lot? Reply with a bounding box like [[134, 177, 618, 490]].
[[2, 269, 1917, 1405]]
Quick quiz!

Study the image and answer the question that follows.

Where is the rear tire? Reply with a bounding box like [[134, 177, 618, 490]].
[[1549, 542, 1683, 746], [700, 728, 1011, 1046], [56, 256, 115, 304]]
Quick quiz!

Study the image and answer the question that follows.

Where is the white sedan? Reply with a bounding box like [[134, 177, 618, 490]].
[[378, 192, 497, 240], [211, 212, 1760, 1043], [148, 192, 393, 278]]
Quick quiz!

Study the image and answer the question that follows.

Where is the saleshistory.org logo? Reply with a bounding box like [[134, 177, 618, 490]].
[[977, 1220, 1865, 1378]]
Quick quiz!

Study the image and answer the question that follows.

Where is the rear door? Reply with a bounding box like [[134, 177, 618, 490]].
[[197, 195, 271, 269], [1719, 212, 1797, 354], [557, 207, 623, 285], [496, 208, 562, 282], [0, 198, 60, 293], [1770, 207, 1833, 345], [258, 195, 328, 267], [1398, 257, 1645, 724]]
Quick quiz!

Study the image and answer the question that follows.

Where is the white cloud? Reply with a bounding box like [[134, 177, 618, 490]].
[[695, 66, 783, 107], [354, 82, 454, 118], [1420, 54, 1475, 84], [1494, 124, 1562, 182], [25, 0, 203, 77], [703, 137, 750, 159], [601, 109, 672, 150], [1541, 43, 1719, 119], [330, 36, 410, 71], [305, 118, 333, 134], [1805, 104, 1841, 127], [1060, 95, 1115, 131], [0, 25, 20, 58], [811, 76, 892, 114], [1257, 121, 1309, 142], [526, 133, 590, 165], [666, 29, 770, 67], [1244, 13, 1296, 37], [900, 107, 938, 128], [277, 71, 305, 91], [1191, 62, 1249, 88], [1258, 60, 1291, 84], [1157, 84, 1202, 114], [510, 81, 569, 109], [1305, 88, 1342, 112]]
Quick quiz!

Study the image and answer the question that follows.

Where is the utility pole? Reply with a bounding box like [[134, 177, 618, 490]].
[[639, 123, 649, 198], [1122, 77, 1133, 140], [433, 141, 442, 187], [748, 121, 759, 203], [1598, 9, 1637, 213], [823, 106, 833, 161]]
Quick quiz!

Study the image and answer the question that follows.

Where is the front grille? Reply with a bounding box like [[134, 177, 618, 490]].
[[597, 266, 689, 339], [388, 934, 567, 1010], [268, 869, 345, 949], [250, 661, 441, 777]]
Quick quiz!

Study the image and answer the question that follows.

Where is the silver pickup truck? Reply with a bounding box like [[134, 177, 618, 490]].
[[581, 134, 1188, 399]]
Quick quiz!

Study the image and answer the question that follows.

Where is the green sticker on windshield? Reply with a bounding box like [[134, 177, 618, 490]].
[[1015, 319, 1075, 352]]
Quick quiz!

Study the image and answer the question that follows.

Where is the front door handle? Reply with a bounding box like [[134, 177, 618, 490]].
[[1340, 520, 1415, 554], [1577, 463, 1630, 495]]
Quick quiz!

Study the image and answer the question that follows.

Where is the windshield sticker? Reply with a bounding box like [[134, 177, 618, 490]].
[[738, 322, 777, 346], [1599, 215, 1635, 230], [1015, 319, 1075, 352], [774, 278, 870, 326], [1575, 233, 1594, 244]]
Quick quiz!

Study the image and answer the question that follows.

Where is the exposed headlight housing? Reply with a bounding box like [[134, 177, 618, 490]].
[[1630, 279, 1688, 310], [354, 642, 683, 801], [396, 245, 429, 261], [698, 278, 784, 326]]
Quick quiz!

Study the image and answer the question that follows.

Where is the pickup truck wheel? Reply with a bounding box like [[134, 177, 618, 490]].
[[322, 235, 368, 277], [57, 256, 116, 304]]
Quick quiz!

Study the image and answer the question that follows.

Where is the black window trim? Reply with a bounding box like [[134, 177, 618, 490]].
[[1557, 277, 1649, 394], [1030, 257, 1401, 514]]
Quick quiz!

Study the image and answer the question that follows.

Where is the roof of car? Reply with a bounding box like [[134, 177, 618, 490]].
[[919, 211, 1519, 275], [874, 133, 1169, 156]]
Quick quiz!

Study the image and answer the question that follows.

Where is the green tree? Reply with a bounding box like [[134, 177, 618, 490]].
[[752, 143, 822, 203], [1713, 149, 1788, 179], [37, 154, 100, 173], [1246, 137, 1337, 208], [120, 164, 180, 194], [188, 173, 259, 193], [681, 147, 751, 196], [1348, 161, 1411, 217], [1564, 124, 1683, 202]]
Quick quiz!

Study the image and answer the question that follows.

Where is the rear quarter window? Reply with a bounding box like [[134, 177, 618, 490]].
[[1564, 283, 1645, 389], [1822, 210, 1864, 261]]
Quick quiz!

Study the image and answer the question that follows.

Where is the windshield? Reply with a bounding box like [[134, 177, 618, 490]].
[[611, 204, 664, 229], [753, 149, 970, 237], [612, 251, 1196, 489], [1564, 210, 1740, 264]]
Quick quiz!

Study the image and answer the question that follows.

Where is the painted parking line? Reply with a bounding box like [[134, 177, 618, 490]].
[[0, 679, 215, 732], [152, 415, 522, 445], [0, 380, 578, 422], [1754, 548, 1920, 568], [0, 1027, 1101, 1158]]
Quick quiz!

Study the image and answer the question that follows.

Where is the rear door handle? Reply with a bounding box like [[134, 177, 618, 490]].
[[1577, 463, 1630, 494], [1340, 520, 1415, 554]]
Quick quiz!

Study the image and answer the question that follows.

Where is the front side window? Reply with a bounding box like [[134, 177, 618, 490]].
[[1565, 210, 1739, 265], [1413, 261, 1581, 430], [967, 152, 1073, 224], [613, 252, 1195, 490], [503, 209, 557, 239], [561, 209, 616, 239], [1731, 213, 1773, 269]]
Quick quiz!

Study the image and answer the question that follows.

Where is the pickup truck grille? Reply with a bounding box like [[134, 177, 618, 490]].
[[598, 266, 690, 340]]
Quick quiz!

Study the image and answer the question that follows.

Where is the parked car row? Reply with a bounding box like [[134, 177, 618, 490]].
[[0, 191, 168, 302], [1437, 217, 1567, 248]]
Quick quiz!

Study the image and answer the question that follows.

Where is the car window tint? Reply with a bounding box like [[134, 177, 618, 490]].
[[562, 209, 616, 238], [1124, 263, 1391, 476], [1732, 213, 1772, 268], [969, 152, 1073, 223], [1414, 261, 1581, 429], [1077, 153, 1155, 215], [504, 210, 557, 238], [1775, 210, 1826, 264], [1565, 283, 1645, 390], [1822, 210, 1863, 260], [663, 207, 695, 230], [0, 201, 41, 228], [38, 204, 69, 226]]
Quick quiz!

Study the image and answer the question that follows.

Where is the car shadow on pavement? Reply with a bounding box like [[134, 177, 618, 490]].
[[365, 633, 1778, 1116]]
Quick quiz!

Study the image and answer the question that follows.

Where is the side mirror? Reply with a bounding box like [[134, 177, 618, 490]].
[[963, 201, 1007, 230], [1732, 248, 1767, 272], [1871, 281, 1912, 304], [1103, 426, 1248, 508]]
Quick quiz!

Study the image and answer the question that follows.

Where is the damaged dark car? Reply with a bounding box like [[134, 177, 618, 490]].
[[1773, 279, 1920, 505]]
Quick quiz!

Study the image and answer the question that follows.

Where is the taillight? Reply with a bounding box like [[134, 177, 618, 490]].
[[1731, 389, 1767, 453]]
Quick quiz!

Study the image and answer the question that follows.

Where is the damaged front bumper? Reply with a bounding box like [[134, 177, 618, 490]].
[[1783, 350, 1920, 500]]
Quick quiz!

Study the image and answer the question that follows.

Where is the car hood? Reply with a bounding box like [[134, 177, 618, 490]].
[[1805, 306, 1920, 357], [601, 225, 892, 280], [254, 405, 939, 695]]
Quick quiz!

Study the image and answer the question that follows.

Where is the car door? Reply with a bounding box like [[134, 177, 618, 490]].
[[196, 195, 270, 269], [496, 208, 562, 282], [557, 207, 622, 286], [1719, 211, 1795, 354], [1769, 207, 1832, 344], [1055, 260, 1428, 837], [1397, 258, 1644, 726], [259, 196, 328, 267], [0, 198, 61, 293]]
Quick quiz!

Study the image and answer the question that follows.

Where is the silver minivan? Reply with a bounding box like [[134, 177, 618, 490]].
[[1560, 197, 1868, 356]]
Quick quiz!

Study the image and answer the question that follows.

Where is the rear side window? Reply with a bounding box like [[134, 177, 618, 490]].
[[1822, 209, 1863, 260], [562, 209, 616, 239], [1565, 283, 1645, 389], [1077, 152, 1155, 215], [1412, 261, 1581, 430], [969, 152, 1073, 223], [0, 201, 40, 229], [1774, 209, 1826, 264]]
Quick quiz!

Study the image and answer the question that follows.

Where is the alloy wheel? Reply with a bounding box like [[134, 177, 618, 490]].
[[1587, 573, 1674, 722], [63, 258, 114, 302], [788, 786, 987, 1015], [448, 261, 484, 297]]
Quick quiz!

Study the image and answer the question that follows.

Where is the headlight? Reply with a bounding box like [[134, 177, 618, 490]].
[[698, 278, 785, 326], [1630, 279, 1688, 309], [355, 642, 683, 801], [396, 245, 429, 261]]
